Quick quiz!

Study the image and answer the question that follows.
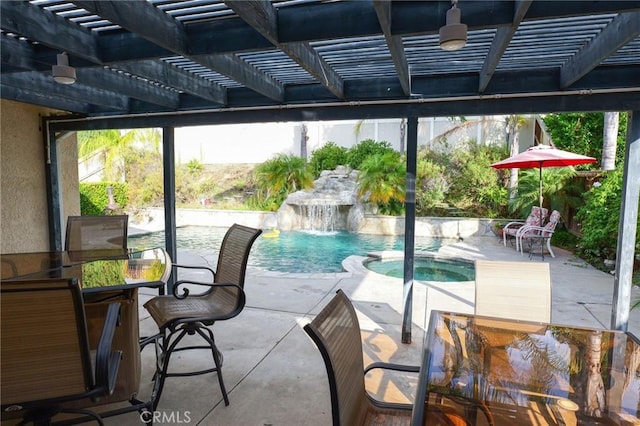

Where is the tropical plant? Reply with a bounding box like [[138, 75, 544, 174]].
[[308, 142, 348, 177], [508, 167, 585, 218], [252, 154, 314, 211], [357, 151, 406, 215], [346, 139, 395, 170]]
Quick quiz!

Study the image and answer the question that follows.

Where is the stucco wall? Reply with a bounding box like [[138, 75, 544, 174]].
[[0, 99, 78, 253]]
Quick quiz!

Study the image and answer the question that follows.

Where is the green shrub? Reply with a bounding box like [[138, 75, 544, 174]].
[[186, 159, 204, 175], [446, 142, 508, 217], [309, 142, 348, 177], [415, 158, 448, 214], [347, 139, 395, 170], [79, 182, 128, 215], [576, 168, 639, 264]]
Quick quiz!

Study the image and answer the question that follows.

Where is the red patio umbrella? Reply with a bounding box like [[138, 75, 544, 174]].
[[491, 144, 597, 214]]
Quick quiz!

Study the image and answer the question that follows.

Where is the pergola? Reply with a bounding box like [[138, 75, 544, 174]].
[[2, 0, 639, 342]]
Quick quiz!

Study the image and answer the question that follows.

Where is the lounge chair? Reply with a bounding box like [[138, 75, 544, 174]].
[[304, 289, 492, 426], [516, 210, 561, 259], [502, 206, 548, 252], [143, 223, 262, 409], [1, 278, 121, 425]]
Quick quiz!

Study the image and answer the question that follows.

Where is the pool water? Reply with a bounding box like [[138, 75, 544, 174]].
[[365, 258, 475, 282], [129, 226, 444, 273]]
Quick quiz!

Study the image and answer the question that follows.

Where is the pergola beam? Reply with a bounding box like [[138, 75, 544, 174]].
[[74, 0, 284, 102], [373, 0, 410, 96], [225, 0, 344, 99], [479, 0, 532, 93], [560, 11, 640, 88]]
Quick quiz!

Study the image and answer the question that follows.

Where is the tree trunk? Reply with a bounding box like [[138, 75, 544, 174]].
[[506, 116, 520, 203], [602, 112, 619, 170], [300, 123, 308, 159]]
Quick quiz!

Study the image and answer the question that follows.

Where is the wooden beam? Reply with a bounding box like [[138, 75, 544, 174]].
[[0, 0, 100, 63], [113, 60, 227, 105], [0, 84, 92, 113], [373, 0, 410, 96], [75, 0, 284, 102], [75, 67, 180, 108], [1, 72, 129, 111], [1, 35, 35, 71], [478, 0, 532, 93], [560, 11, 640, 88], [225, 0, 344, 99], [195, 53, 285, 102], [72, 0, 188, 54]]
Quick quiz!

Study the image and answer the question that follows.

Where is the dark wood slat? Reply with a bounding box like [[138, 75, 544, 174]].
[[560, 11, 640, 88], [194, 53, 285, 102], [226, 0, 344, 99], [478, 0, 532, 93], [373, 0, 410, 96], [112, 60, 226, 105], [75, 67, 180, 108], [0, 1, 100, 63]]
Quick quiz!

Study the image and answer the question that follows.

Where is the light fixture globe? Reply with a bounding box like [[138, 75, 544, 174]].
[[52, 52, 76, 84], [439, 5, 467, 51]]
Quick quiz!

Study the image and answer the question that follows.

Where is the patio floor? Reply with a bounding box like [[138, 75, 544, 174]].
[[107, 235, 639, 425]]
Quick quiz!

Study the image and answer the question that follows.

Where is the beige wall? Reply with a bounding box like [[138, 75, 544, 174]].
[[1, 99, 79, 253]]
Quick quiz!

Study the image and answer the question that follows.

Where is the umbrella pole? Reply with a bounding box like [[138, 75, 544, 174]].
[[539, 167, 543, 226]]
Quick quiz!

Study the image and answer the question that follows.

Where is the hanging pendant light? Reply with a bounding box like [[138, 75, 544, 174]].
[[52, 52, 76, 84], [439, 1, 467, 51]]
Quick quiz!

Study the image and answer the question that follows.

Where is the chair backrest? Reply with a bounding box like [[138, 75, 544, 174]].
[[214, 224, 263, 288], [541, 210, 561, 237], [525, 206, 548, 227], [65, 215, 129, 258], [474, 260, 551, 323], [303, 290, 368, 426], [1, 278, 94, 408]]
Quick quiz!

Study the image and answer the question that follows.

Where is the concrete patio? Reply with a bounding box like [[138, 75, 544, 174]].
[[107, 235, 639, 425]]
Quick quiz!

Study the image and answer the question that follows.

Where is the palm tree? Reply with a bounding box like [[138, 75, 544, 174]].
[[78, 129, 138, 181], [357, 152, 406, 215]]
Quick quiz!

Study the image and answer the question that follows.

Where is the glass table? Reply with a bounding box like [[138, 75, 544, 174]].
[[1, 247, 171, 293], [412, 311, 640, 425]]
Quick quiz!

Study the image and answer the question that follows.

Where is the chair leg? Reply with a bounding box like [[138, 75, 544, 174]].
[[195, 326, 229, 406], [546, 238, 555, 258], [151, 326, 230, 410]]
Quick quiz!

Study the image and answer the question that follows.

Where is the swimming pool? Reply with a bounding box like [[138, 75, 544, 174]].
[[364, 257, 475, 282], [129, 226, 445, 273]]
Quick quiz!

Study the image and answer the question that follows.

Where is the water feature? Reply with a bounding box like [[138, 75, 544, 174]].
[[276, 166, 364, 232], [129, 226, 445, 273]]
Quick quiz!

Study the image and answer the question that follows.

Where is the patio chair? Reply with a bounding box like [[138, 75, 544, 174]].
[[502, 206, 548, 252], [516, 210, 561, 259], [143, 223, 262, 409], [304, 289, 493, 426], [1, 278, 121, 425], [65, 214, 129, 260], [474, 260, 551, 323]]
